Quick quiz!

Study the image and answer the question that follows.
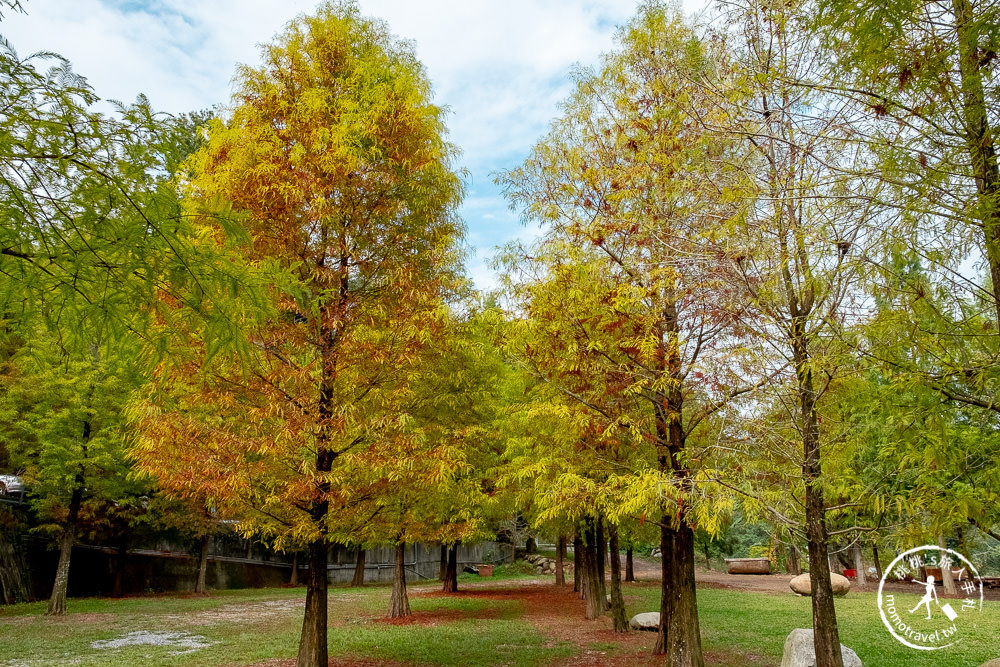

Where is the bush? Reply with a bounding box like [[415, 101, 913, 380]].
[[493, 561, 537, 577]]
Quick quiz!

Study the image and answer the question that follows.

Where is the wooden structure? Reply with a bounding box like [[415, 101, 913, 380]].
[[724, 557, 771, 574]]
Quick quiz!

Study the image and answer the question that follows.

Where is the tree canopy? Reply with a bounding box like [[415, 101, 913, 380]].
[[3, 2, 1000, 667]]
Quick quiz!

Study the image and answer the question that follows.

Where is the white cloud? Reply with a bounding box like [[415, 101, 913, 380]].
[[3, 0, 705, 289]]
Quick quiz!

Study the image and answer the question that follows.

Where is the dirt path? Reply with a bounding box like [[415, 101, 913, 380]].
[[695, 566, 796, 593], [620, 553, 796, 593], [630, 554, 1000, 600], [419, 580, 663, 667]]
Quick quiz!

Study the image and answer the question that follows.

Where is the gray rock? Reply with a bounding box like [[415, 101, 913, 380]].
[[628, 612, 660, 631], [789, 573, 851, 597], [780, 629, 862, 667]]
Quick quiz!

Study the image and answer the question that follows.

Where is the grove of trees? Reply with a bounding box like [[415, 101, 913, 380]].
[[2, 1, 999, 667]]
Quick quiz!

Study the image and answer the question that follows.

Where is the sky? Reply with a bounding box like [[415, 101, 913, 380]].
[[3, 0, 704, 289]]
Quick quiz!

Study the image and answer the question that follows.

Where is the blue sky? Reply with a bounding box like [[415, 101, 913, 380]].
[[4, 0, 704, 289]]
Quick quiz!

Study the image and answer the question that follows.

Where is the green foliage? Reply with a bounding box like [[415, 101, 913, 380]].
[[0, 332, 149, 533], [829, 363, 1000, 546], [0, 26, 265, 363], [132, 1, 468, 560], [495, 560, 539, 576], [811, 0, 1000, 534], [497, 0, 748, 541], [704, 518, 773, 559]]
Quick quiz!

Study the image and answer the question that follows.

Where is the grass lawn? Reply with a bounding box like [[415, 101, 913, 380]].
[[0, 574, 572, 667], [628, 583, 999, 667], [1, 572, 997, 665]]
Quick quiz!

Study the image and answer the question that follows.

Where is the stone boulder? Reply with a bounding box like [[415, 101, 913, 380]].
[[789, 573, 850, 597], [780, 629, 862, 667], [628, 612, 660, 631], [521, 553, 571, 575], [978, 660, 1000, 667]]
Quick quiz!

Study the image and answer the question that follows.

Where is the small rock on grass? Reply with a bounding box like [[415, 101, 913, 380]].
[[780, 629, 862, 667], [629, 612, 660, 631]]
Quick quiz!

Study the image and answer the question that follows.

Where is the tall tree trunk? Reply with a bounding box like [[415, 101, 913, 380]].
[[788, 542, 801, 576], [290, 551, 299, 586], [872, 543, 883, 582], [439, 545, 448, 581], [952, 0, 1000, 324], [526, 535, 537, 554], [655, 524, 673, 656], [650, 298, 705, 666], [582, 522, 601, 619], [793, 321, 844, 667], [625, 547, 635, 583], [442, 543, 458, 593], [654, 523, 704, 665], [111, 536, 128, 598], [555, 536, 566, 586], [772, 534, 785, 574], [937, 535, 957, 595], [0, 511, 31, 604], [608, 524, 628, 632], [195, 535, 210, 595], [595, 517, 608, 610], [296, 349, 337, 667], [46, 482, 83, 616], [703, 539, 711, 571], [295, 307, 340, 667], [573, 534, 582, 593], [351, 549, 366, 587], [389, 541, 410, 618], [296, 539, 329, 667], [47, 411, 92, 617], [853, 542, 866, 588], [597, 520, 607, 568]]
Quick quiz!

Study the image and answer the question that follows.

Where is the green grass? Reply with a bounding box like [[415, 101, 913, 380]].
[[0, 583, 569, 666], [0, 588, 306, 667], [3, 578, 996, 666], [627, 583, 1000, 667], [328, 618, 570, 666], [0, 587, 301, 618]]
